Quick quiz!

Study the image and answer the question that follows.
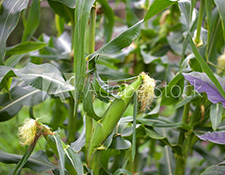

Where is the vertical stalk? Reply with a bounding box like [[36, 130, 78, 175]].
[[194, 0, 205, 45], [67, 16, 76, 144], [72, 0, 96, 146], [175, 84, 192, 175], [174, 157, 186, 175], [85, 4, 96, 161], [68, 98, 77, 144], [89, 5, 96, 54]]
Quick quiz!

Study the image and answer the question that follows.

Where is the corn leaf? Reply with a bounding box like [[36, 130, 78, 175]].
[[15, 63, 74, 94], [214, 0, 225, 40], [48, 0, 75, 8], [11, 141, 36, 175], [188, 34, 225, 99], [0, 63, 74, 95], [0, 0, 29, 65], [53, 134, 65, 175], [97, 0, 114, 43], [6, 42, 46, 55], [95, 20, 142, 56], [0, 150, 59, 172], [64, 147, 84, 175], [0, 86, 47, 122], [22, 0, 40, 42], [48, 1, 74, 23], [5, 54, 25, 67], [144, 0, 177, 22], [74, 0, 95, 106]]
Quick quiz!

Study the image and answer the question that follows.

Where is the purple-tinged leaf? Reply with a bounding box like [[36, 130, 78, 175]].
[[183, 72, 225, 108], [197, 131, 225, 145]]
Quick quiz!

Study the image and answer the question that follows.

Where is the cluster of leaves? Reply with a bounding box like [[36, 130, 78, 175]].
[[1, 0, 225, 174]]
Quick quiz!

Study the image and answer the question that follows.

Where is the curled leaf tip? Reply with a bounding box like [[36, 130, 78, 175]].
[[138, 72, 156, 111]]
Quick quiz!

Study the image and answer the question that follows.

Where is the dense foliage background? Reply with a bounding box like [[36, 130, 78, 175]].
[[1, 0, 225, 174]]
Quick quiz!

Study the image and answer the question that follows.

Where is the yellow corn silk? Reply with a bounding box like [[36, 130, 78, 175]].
[[18, 118, 38, 145], [18, 118, 54, 145], [138, 72, 156, 111]]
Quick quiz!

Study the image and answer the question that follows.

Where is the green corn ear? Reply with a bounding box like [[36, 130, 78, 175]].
[[87, 75, 142, 171], [87, 72, 156, 174]]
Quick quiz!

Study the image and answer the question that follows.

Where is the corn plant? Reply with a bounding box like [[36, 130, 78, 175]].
[[1, 0, 225, 174]]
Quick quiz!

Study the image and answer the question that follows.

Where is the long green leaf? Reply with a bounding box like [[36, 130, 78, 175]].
[[0, 86, 47, 122], [97, 0, 114, 43], [174, 93, 199, 109], [0, 63, 74, 94], [48, 1, 74, 23], [6, 42, 46, 55], [178, 0, 192, 29], [5, 54, 25, 67], [45, 135, 76, 174], [0, 0, 29, 65], [214, 0, 225, 40], [188, 33, 225, 99], [48, 0, 75, 8], [125, 0, 139, 27], [74, 0, 95, 106], [53, 134, 65, 175], [205, 0, 212, 39], [94, 20, 142, 56], [145, 128, 166, 140], [15, 63, 75, 94], [144, 0, 177, 22], [206, 6, 221, 63], [0, 150, 59, 172], [11, 138, 37, 175], [178, 0, 198, 65], [139, 117, 191, 130], [64, 147, 84, 175], [22, 0, 40, 42]]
